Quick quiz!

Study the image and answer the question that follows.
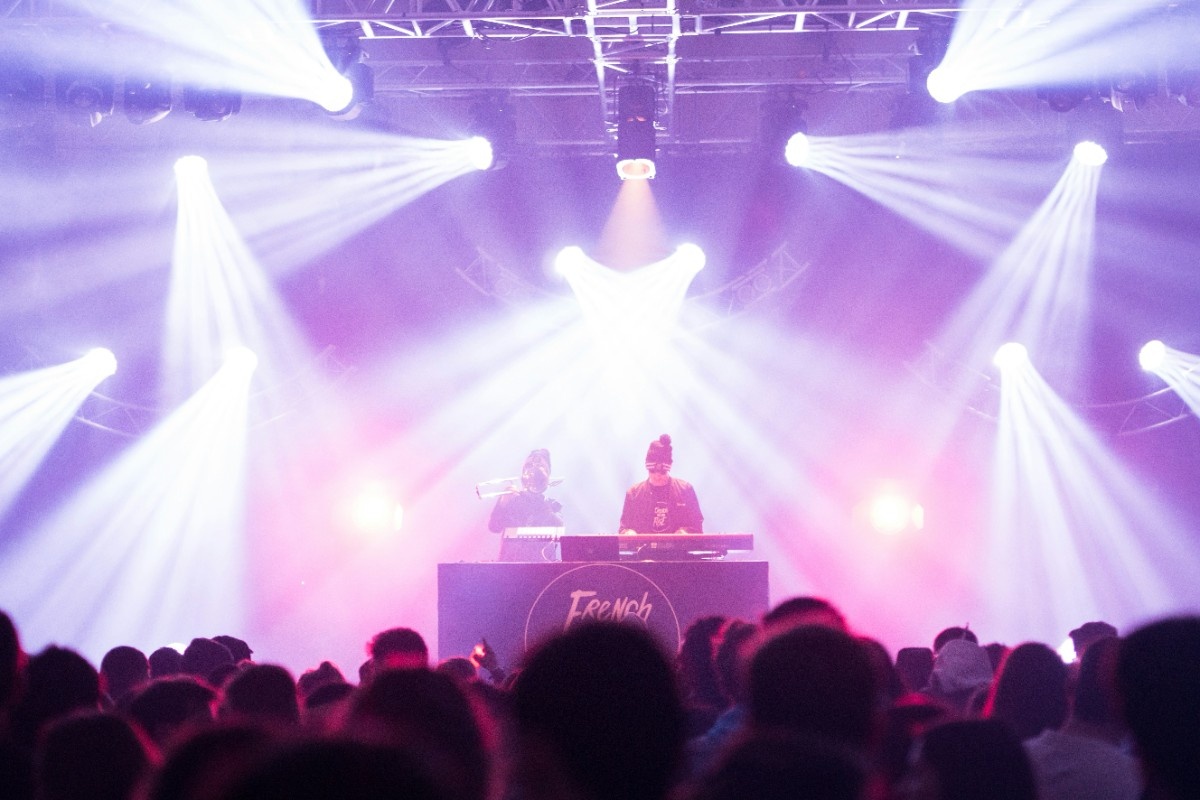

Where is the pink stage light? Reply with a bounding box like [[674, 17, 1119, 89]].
[[347, 482, 405, 535], [868, 489, 925, 535]]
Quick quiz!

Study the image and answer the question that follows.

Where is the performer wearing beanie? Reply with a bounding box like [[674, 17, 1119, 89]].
[[619, 434, 704, 534]]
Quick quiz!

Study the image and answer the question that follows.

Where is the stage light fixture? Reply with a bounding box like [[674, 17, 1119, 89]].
[[466, 136, 494, 171], [321, 28, 364, 75], [1139, 340, 1166, 372], [223, 346, 259, 375], [173, 154, 209, 180], [467, 94, 517, 170], [784, 132, 811, 168], [182, 85, 241, 122], [324, 62, 374, 120], [674, 243, 706, 272], [616, 80, 657, 180], [82, 348, 118, 379], [891, 16, 954, 127], [1066, 97, 1122, 163], [554, 246, 586, 276], [993, 342, 1029, 370], [1073, 140, 1108, 167], [868, 491, 924, 535], [926, 67, 966, 104], [1037, 84, 1090, 113], [123, 75, 172, 125], [55, 72, 114, 127], [890, 55, 949, 129], [1109, 69, 1156, 113], [1168, 67, 1200, 108], [316, 28, 374, 118], [761, 89, 808, 165]]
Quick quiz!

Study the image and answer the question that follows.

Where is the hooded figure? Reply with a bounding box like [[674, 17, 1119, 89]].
[[488, 449, 563, 532]]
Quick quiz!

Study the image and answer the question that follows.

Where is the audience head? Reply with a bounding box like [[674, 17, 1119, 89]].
[[435, 656, 478, 684], [225, 738, 451, 800], [211, 635, 253, 664], [762, 596, 847, 632], [860, 636, 904, 702], [297, 660, 346, 700], [514, 622, 685, 800], [904, 719, 1038, 800], [876, 696, 953, 791], [1117, 616, 1200, 800], [713, 619, 758, 707], [367, 627, 429, 672], [303, 681, 354, 734], [985, 642, 1068, 741], [747, 624, 879, 752], [220, 664, 299, 727], [347, 667, 488, 800], [0, 609, 23, 710], [1072, 635, 1122, 728], [149, 646, 184, 679], [895, 647, 934, 695], [34, 710, 150, 800], [11, 645, 100, 747], [100, 645, 149, 703], [127, 676, 216, 746], [983, 642, 1008, 674], [689, 729, 865, 800], [146, 723, 275, 800], [925, 639, 993, 713], [181, 638, 234, 684], [207, 662, 242, 689], [677, 615, 726, 710], [933, 626, 978, 653], [1069, 620, 1117, 661]]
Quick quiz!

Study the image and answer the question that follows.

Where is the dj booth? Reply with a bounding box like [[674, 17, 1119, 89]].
[[437, 533, 768, 665]]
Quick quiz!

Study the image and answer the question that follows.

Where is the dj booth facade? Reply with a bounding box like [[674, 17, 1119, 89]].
[[437, 560, 769, 665]]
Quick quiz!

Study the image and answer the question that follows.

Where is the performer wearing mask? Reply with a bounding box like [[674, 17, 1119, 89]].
[[619, 434, 703, 534], [488, 449, 563, 532]]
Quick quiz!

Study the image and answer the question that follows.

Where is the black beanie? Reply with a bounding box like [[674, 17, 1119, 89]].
[[646, 434, 673, 463]]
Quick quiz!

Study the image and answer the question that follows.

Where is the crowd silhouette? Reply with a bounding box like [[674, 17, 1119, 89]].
[[0, 601, 1196, 800]]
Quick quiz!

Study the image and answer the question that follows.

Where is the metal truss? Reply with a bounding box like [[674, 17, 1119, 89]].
[[5, 1, 1195, 151], [303, 1, 962, 143], [1, 0, 954, 144], [907, 341, 1200, 438], [305, 0, 964, 39], [689, 243, 809, 328]]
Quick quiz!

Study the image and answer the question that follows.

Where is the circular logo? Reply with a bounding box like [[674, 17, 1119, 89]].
[[524, 564, 682, 653]]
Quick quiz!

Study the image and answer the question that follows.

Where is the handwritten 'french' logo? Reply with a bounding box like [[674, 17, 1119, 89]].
[[564, 589, 653, 630]]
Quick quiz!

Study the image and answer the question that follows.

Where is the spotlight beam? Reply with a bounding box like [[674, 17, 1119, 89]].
[[989, 356, 1200, 643], [188, 130, 487, 278], [801, 128, 1066, 260], [167, 155, 315, 407], [0, 355, 116, 521], [935, 0, 1179, 98], [0, 360, 255, 658], [53, 0, 350, 107], [935, 152, 1101, 394]]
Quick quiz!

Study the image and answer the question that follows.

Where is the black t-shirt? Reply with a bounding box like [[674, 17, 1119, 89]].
[[619, 478, 703, 533]]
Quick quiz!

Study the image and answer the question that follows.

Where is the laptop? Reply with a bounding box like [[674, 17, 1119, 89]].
[[559, 534, 621, 562]]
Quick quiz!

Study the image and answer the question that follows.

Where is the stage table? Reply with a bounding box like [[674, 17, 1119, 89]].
[[437, 560, 769, 665]]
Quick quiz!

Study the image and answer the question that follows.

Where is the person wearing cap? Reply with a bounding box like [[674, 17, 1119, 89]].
[[619, 434, 704, 534], [488, 449, 563, 532]]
